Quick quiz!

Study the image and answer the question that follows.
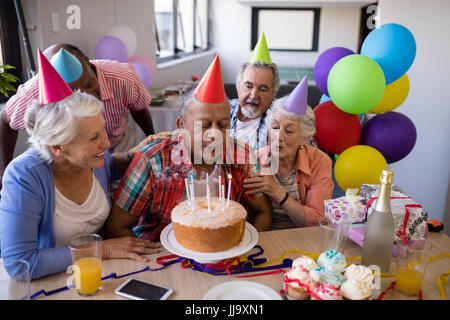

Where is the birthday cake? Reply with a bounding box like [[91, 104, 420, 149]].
[[171, 197, 247, 252]]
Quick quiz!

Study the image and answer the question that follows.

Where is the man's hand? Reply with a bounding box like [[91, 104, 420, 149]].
[[127, 131, 175, 159]]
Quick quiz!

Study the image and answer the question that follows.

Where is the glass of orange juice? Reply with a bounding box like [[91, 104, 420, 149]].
[[68, 234, 102, 296], [395, 238, 432, 296]]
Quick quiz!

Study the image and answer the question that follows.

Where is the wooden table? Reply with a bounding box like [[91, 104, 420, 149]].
[[30, 226, 450, 300]]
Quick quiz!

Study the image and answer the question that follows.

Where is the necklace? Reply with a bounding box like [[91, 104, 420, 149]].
[[275, 170, 296, 184]]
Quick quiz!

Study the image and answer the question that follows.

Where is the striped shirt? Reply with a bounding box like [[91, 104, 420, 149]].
[[271, 170, 301, 230], [113, 135, 260, 241], [4, 59, 152, 148]]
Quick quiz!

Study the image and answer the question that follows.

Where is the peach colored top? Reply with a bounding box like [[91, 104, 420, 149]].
[[257, 145, 334, 227]]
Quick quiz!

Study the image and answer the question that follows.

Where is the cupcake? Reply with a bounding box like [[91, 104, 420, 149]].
[[284, 266, 318, 300], [317, 249, 347, 273], [340, 279, 372, 300], [312, 267, 345, 288], [292, 255, 319, 271], [344, 264, 375, 288], [311, 283, 343, 300]]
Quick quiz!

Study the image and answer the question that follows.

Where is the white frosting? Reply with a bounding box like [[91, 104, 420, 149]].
[[292, 256, 319, 271], [171, 197, 247, 228], [285, 266, 317, 289], [344, 264, 374, 287], [340, 279, 372, 300]]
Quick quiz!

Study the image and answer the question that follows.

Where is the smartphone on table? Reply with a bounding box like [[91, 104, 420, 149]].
[[115, 278, 173, 300]]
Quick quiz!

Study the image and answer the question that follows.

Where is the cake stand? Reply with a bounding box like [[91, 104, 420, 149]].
[[160, 222, 259, 264]]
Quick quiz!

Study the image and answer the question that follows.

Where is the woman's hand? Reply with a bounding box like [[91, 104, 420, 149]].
[[243, 172, 285, 204], [127, 131, 175, 158], [102, 236, 161, 262]]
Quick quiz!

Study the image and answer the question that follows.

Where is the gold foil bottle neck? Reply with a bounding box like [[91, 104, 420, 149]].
[[380, 169, 394, 185]]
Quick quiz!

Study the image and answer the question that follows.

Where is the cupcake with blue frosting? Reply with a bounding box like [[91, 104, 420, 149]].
[[317, 249, 347, 273], [310, 267, 346, 288]]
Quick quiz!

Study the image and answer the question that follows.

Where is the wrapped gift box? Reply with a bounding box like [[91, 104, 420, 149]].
[[359, 184, 429, 241], [324, 189, 367, 225]]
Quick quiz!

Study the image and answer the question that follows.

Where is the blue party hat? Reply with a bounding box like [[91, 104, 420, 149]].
[[50, 48, 83, 83]]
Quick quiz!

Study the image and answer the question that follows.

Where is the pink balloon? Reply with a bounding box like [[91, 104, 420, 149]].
[[128, 54, 155, 76]]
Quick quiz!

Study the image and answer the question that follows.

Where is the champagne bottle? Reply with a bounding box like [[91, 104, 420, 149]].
[[361, 169, 395, 273]]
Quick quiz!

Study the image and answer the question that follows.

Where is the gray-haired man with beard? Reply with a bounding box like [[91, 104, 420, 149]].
[[229, 59, 280, 151]]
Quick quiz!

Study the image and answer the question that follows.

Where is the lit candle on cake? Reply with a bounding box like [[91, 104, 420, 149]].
[[185, 178, 193, 210], [189, 173, 195, 203], [218, 174, 222, 200], [206, 172, 211, 212], [227, 173, 232, 206], [221, 184, 225, 210]]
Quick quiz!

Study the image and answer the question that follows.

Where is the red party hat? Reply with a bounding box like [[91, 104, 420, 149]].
[[194, 55, 226, 103], [38, 49, 73, 105]]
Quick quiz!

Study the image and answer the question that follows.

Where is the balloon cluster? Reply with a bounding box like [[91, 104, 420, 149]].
[[313, 23, 417, 191], [95, 25, 155, 89]]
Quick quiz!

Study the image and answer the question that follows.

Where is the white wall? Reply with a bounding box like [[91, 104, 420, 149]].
[[377, 0, 450, 231], [210, 0, 361, 83], [19, 0, 215, 89]]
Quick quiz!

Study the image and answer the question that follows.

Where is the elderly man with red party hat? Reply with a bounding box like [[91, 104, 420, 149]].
[[106, 55, 272, 242], [0, 50, 161, 280]]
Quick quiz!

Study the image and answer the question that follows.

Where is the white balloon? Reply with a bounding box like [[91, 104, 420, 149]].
[[108, 25, 137, 56]]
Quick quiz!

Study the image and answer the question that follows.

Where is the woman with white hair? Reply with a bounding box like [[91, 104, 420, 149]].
[[244, 80, 334, 230], [0, 90, 162, 280]]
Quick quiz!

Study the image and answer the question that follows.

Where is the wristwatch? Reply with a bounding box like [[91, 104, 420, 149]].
[[278, 192, 289, 207]]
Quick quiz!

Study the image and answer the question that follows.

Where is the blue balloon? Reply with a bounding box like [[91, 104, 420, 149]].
[[319, 94, 331, 104], [361, 24, 416, 84]]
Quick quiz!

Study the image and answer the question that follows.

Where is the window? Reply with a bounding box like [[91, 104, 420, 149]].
[[0, 0, 24, 103], [251, 7, 320, 52], [155, 0, 210, 62]]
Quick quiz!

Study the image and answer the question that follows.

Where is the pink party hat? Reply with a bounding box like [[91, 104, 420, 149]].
[[38, 49, 73, 105], [282, 76, 308, 115]]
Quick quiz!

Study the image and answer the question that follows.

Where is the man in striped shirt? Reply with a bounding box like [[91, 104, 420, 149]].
[[0, 43, 155, 189]]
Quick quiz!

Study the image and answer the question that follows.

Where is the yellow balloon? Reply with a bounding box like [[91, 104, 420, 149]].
[[334, 145, 388, 191], [369, 74, 410, 114]]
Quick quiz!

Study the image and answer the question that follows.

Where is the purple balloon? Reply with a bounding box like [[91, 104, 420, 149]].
[[130, 61, 152, 89], [314, 47, 355, 96], [360, 112, 417, 163], [95, 36, 128, 62]]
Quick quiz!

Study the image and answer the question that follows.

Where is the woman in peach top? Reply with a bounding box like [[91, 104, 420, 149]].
[[244, 98, 333, 229]]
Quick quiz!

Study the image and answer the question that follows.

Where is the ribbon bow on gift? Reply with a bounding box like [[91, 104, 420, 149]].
[[365, 196, 422, 245]]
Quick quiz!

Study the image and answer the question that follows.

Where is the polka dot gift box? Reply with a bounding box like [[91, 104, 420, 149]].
[[324, 189, 367, 224]]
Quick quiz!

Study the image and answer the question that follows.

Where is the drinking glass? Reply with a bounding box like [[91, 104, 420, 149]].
[[318, 217, 351, 254], [395, 238, 432, 296], [68, 234, 102, 296], [0, 259, 30, 300]]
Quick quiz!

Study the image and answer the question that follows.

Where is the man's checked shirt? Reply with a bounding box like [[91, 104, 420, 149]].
[[113, 135, 260, 241]]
